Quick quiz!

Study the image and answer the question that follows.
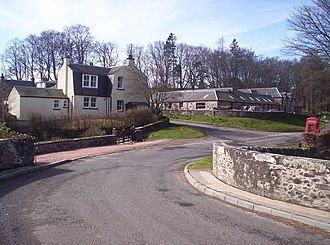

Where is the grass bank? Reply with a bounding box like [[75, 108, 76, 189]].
[[188, 156, 213, 170], [167, 114, 307, 132], [147, 123, 205, 140]]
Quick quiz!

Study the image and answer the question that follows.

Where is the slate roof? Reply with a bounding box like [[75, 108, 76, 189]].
[[69, 64, 111, 75], [14, 86, 67, 99], [238, 87, 282, 98], [164, 90, 217, 102], [4, 79, 36, 88], [162, 88, 279, 105]]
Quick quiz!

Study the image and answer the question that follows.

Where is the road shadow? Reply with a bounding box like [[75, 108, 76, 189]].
[[0, 167, 73, 199]]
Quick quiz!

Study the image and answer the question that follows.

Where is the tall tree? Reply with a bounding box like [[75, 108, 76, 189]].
[[229, 39, 242, 88], [297, 56, 330, 114], [63, 24, 94, 64], [94, 41, 118, 67], [4, 39, 28, 80], [283, 0, 330, 62], [164, 33, 178, 88]]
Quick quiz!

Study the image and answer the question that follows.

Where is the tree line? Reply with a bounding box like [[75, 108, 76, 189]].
[[0, 0, 329, 114]]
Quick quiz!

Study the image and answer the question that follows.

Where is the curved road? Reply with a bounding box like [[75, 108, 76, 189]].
[[0, 123, 328, 244]]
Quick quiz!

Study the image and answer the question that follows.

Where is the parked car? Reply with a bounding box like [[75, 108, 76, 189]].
[[267, 109, 280, 112], [248, 106, 262, 112]]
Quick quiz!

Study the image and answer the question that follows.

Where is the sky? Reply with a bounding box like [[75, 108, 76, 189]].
[[0, 0, 312, 60]]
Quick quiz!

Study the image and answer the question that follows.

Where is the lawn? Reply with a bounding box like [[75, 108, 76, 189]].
[[167, 114, 308, 132], [187, 156, 213, 169], [147, 123, 205, 140]]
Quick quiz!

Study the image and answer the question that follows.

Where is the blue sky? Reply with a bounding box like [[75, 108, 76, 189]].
[[0, 0, 312, 59]]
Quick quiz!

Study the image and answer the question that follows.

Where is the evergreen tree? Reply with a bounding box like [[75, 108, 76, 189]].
[[164, 33, 177, 88]]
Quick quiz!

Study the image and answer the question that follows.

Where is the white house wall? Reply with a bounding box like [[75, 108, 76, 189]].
[[110, 67, 148, 111], [57, 59, 75, 110], [72, 95, 109, 118]]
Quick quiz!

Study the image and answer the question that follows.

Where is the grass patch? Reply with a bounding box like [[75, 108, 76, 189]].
[[167, 114, 307, 132], [147, 123, 205, 140], [188, 156, 213, 169]]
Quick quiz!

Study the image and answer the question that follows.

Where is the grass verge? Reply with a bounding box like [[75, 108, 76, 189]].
[[188, 156, 213, 170], [167, 114, 307, 132], [147, 123, 205, 140]]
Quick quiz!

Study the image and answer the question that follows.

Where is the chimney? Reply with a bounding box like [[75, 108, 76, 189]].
[[63, 56, 70, 66], [63, 56, 70, 96], [126, 54, 135, 66]]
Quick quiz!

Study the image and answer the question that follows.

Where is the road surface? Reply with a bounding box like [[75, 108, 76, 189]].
[[0, 123, 328, 244]]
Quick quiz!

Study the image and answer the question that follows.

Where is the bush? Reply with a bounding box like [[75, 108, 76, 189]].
[[302, 132, 330, 159], [0, 121, 25, 139]]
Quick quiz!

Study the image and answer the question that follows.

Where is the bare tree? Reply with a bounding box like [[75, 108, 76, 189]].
[[4, 39, 28, 80], [94, 41, 118, 67], [297, 56, 330, 114], [283, 0, 330, 62], [64, 24, 94, 64]]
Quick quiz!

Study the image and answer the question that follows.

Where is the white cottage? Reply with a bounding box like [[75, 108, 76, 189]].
[[8, 56, 149, 121]]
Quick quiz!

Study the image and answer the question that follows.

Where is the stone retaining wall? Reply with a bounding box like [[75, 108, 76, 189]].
[[35, 135, 117, 155], [213, 142, 330, 211], [136, 117, 170, 136], [164, 109, 307, 120], [0, 138, 34, 170], [35, 118, 170, 155]]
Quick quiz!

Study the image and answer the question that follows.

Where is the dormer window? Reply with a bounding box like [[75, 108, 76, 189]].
[[82, 74, 98, 88]]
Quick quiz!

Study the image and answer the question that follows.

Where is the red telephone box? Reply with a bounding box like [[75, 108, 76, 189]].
[[305, 117, 320, 134]]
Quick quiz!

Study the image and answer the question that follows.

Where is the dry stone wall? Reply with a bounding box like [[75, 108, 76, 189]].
[[0, 138, 34, 170], [163, 109, 307, 120], [213, 142, 330, 211], [35, 135, 117, 155]]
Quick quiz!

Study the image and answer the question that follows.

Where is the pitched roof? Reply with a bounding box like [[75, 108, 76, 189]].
[[4, 79, 36, 88], [162, 88, 279, 105], [14, 86, 67, 99], [238, 87, 282, 98], [69, 64, 111, 75], [164, 90, 217, 102]]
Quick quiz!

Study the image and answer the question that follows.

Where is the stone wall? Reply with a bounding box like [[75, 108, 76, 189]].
[[0, 138, 34, 170], [164, 109, 307, 120], [35, 118, 170, 155], [213, 142, 330, 211], [136, 117, 170, 136], [35, 135, 117, 155]]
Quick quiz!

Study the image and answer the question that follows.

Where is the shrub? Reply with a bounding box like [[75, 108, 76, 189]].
[[0, 121, 25, 139]]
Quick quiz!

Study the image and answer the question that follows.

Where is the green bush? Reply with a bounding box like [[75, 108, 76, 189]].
[[0, 121, 24, 139]]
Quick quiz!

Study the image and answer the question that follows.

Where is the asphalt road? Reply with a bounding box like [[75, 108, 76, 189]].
[[0, 124, 328, 244]]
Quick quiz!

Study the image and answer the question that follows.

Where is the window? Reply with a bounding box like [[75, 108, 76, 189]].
[[83, 97, 97, 109], [117, 100, 124, 111], [90, 97, 97, 108], [63, 100, 68, 108], [179, 102, 183, 108], [53, 100, 60, 109], [196, 102, 206, 109], [82, 74, 98, 88], [117, 76, 123, 89]]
